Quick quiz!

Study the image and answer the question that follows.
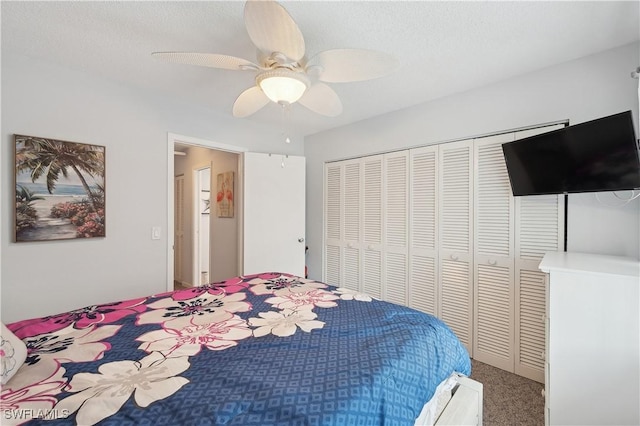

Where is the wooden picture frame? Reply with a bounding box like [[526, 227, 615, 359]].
[[14, 135, 106, 242]]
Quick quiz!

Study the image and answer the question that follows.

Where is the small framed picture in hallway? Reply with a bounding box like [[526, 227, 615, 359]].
[[216, 171, 234, 218], [14, 134, 106, 242]]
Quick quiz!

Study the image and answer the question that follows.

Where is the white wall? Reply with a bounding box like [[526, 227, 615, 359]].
[[1, 52, 303, 323], [3, 43, 639, 323], [174, 147, 240, 285], [304, 42, 640, 280]]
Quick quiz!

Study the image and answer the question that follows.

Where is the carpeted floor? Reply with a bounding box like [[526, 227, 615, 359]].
[[470, 359, 545, 425]]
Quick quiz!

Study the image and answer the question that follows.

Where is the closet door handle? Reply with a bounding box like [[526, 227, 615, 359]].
[[488, 259, 497, 266], [450, 254, 459, 261]]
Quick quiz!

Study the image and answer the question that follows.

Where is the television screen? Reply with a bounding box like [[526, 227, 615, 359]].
[[502, 111, 640, 196]]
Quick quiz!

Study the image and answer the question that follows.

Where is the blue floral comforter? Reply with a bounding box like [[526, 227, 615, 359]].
[[3, 273, 470, 425]]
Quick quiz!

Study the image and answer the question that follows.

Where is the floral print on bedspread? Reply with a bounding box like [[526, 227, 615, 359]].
[[171, 276, 250, 301], [0, 364, 67, 425], [0, 325, 120, 425], [136, 315, 253, 357], [249, 309, 325, 337], [24, 324, 119, 370], [2, 272, 471, 426], [333, 287, 373, 302], [7, 298, 147, 339], [1, 273, 340, 425], [136, 292, 252, 329], [265, 288, 340, 310], [247, 274, 328, 296], [54, 351, 190, 425]]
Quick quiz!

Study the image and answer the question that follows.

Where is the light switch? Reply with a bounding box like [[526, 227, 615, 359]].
[[152, 226, 161, 240]]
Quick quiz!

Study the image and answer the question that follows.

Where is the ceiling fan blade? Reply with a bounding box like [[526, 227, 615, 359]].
[[298, 83, 343, 117], [233, 86, 270, 118], [152, 52, 258, 71], [244, 0, 305, 62], [307, 49, 398, 83]]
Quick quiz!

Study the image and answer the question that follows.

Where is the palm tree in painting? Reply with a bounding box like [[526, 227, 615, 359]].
[[15, 184, 44, 232], [15, 136, 105, 212]]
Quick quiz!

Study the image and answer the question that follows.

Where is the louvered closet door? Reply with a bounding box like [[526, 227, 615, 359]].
[[473, 133, 516, 372], [514, 124, 565, 383], [384, 152, 409, 305], [362, 156, 384, 299], [438, 139, 474, 354], [342, 160, 362, 292], [324, 163, 342, 287], [409, 146, 438, 316]]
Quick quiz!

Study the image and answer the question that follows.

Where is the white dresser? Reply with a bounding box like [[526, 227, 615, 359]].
[[539, 252, 640, 426]]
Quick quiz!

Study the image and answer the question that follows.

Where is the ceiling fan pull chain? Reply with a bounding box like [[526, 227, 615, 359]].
[[281, 102, 292, 144]]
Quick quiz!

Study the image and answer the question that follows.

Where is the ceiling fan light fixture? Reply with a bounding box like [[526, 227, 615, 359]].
[[257, 69, 309, 104]]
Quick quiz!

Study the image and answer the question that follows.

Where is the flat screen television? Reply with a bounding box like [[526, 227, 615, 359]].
[[502, 111, 640, 196]]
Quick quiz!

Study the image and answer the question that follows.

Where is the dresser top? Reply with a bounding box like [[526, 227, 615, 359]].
[[539, 251, 640, 278]]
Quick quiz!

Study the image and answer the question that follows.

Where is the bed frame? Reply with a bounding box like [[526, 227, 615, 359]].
[[433, 377, 483, 426]]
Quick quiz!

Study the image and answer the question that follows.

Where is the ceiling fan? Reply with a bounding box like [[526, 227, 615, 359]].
[[152, 0, 397, 118]]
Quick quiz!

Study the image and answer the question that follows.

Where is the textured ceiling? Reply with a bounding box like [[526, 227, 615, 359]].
[[2, 1, 639, 137]]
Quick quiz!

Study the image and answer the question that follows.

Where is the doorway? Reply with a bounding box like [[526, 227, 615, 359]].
[[167, 134, 307, 293], [168, 134, 247, 292]]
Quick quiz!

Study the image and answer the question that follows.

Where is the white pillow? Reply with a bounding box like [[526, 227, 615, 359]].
[[1, 322, 28, 385]]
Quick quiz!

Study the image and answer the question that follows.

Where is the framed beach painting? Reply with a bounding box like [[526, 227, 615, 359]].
[[14, 135, 106, 242]]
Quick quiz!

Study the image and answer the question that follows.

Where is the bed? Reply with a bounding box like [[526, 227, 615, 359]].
[[1, 273, 481, 425]]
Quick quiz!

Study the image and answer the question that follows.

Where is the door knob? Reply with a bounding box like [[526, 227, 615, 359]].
[[298, 238, 305, 243]]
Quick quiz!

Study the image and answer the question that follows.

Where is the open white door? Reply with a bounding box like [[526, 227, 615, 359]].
[[174, 175, 185, 284], [242, 152, 305, 276]]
